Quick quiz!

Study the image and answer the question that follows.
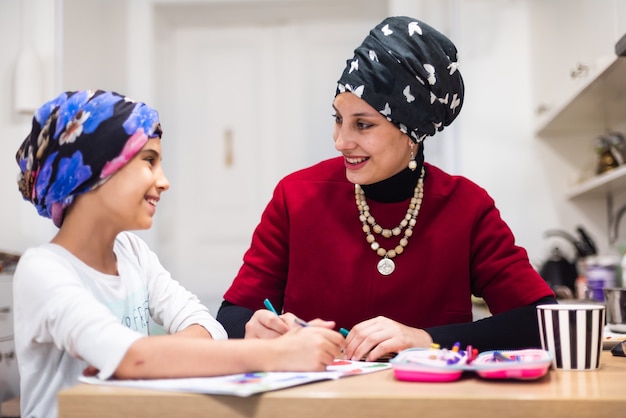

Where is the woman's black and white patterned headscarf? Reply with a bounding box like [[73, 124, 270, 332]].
[[16, 90, 162, 227], [336, 16, 464, 143]]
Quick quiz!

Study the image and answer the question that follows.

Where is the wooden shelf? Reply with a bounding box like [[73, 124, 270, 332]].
[[536, 56, 626, 137], [566, 164, 626, 199]]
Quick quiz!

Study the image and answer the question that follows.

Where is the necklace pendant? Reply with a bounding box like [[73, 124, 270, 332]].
[[377, 257, 395, 275]]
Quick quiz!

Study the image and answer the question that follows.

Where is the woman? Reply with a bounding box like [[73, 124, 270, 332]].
[[217, 16, 556, 361], [13, 90, 343, 418]]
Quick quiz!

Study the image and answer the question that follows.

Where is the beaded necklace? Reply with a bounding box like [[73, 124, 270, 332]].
[[355, 167, 425, 275]]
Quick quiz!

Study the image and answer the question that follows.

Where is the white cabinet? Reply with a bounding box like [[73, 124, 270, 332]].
[[534, 55, 626, 246], [536, 57, 626, 199], [530, 0, 625, 122], [534, 53, 626, 248], [530, 0, 626, 251]]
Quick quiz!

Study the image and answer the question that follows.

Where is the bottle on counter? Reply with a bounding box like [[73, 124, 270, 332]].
[[585, 255, 618, 301], [574, 258, 588, 300], [575, 276, 588, 300]]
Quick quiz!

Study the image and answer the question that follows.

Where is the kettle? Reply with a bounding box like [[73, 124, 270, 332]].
[[539, 226, 597, 297], [539, 247, 578, 297]]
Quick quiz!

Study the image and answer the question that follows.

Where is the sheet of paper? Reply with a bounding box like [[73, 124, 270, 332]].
[[78, 359, 390, 397]]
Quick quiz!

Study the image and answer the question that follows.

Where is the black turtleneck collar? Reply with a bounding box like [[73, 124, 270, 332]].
[[360, 162, 425, 203]]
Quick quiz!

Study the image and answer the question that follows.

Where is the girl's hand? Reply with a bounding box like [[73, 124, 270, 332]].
[[343, 316, 433, 361], [267, 321, 344, 371]]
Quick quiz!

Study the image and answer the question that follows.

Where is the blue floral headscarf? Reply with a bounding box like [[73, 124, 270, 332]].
[[336, 16, 464, 143], [16, 90, 162, 227]]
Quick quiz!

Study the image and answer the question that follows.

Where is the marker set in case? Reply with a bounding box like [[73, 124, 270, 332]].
[[390, 347, 552, 382]]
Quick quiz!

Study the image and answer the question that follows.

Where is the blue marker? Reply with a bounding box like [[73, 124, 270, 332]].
[[339, 328, 350, 337], [293, 317, 310, 327], [263, 298, 279, 315]]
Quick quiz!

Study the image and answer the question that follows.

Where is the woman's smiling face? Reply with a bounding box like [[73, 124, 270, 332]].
[[333, 92, 416, 185]]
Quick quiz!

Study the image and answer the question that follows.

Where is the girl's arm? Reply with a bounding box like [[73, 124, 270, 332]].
[[114, 321, 343, 379], [170, 324, 214, 339]]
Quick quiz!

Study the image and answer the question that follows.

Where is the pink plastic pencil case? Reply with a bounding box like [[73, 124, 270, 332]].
[[390, 348, 553, 382]]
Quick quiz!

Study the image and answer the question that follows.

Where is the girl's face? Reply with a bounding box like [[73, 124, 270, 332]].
[[95, 137, 170, 231], [333, 92, 416, 185]]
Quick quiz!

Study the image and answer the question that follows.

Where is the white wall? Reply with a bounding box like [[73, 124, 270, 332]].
[[0, 0, 58, 255], [455, 1, 546, 265]]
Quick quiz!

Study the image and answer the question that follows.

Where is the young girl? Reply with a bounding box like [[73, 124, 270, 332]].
[[14, 90, 344, 418]]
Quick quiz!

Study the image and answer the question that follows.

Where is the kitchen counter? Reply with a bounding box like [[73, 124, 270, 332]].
[[58, 351, 626, 418], [0, 273, 19, 405]]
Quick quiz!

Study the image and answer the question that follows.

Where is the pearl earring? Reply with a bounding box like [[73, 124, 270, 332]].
[[408, 144, 417, 171]]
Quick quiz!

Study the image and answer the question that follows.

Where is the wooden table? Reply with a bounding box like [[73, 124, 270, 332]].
[[0, 397, 20, 418], [58, 351, 626, 418]]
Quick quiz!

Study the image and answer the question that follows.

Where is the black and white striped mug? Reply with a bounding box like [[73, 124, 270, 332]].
[[536, 303, 605, 370]]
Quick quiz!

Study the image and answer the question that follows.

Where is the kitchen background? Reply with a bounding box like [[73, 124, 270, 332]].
[[1, 0, 626, 404]]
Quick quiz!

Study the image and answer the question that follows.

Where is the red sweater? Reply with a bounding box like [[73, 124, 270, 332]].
[[224, 157, 553, 331]]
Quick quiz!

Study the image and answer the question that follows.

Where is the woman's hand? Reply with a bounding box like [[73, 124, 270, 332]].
[[245, 310, 306, 339], [343, 316, 433, 361]]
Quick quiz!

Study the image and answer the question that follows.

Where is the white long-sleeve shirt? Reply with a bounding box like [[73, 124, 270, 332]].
[[13, 231, 227, 418]]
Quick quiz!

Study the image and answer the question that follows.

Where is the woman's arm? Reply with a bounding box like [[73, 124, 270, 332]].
[[217, 300, 255, 338], [425, 296, 558, 351]]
